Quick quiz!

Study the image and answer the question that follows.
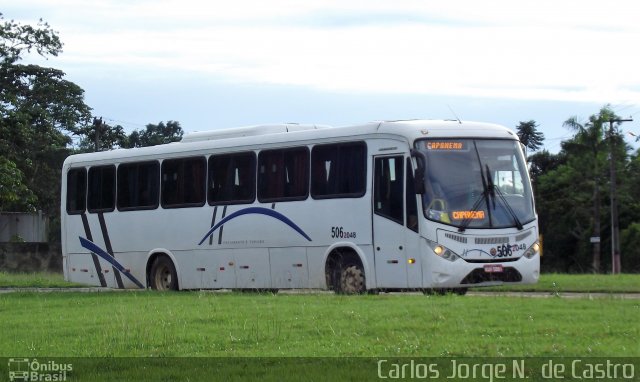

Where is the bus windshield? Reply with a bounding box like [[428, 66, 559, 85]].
[[416, 139, 535, 230]]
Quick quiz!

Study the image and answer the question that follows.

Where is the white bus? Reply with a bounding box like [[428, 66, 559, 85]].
[[61, 120, 540, 293]]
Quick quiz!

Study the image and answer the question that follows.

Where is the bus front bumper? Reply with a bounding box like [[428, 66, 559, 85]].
[[428, 255, 540, 288]]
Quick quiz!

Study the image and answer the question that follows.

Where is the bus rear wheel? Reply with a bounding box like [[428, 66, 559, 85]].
[[339, 264, 365, 294], [149, 256, 178, 291]]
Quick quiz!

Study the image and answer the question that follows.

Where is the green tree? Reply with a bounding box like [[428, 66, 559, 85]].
[[75, 117, 129, 152], [0, 14, 62, 65], [561, 113, 607, 272], [536, 106, 634, 273], [535, 162, 587, 271], [528, 150, 564, 185], [1, 13, 91, 220], [0, 157, 37, 211], [128, 121, 183, 148], [621, 223, 640, 273], [516, 120, 545, 155], [618, 149, 640, 272]]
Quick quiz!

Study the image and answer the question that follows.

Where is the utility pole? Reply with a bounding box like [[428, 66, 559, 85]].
[[93, 117, 103, 152], [608, 117, 632, 274]]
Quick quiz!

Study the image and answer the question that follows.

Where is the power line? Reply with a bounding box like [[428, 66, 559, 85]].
[[545, 135, 572, 141], [611, 103, 635, 113], [101, 117, 147, 129]]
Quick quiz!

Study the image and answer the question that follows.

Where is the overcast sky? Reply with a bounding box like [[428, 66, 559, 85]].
[[5, 0, 640, 152]]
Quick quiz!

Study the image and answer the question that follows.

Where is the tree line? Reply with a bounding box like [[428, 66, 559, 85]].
[[2, 15, 639, 272], [520, 113, 640, 273], [0, 14, 183, 225]]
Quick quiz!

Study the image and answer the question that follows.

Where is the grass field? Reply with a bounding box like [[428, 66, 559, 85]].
[[2, 274, 639, 381], [2, 271, 640, 292], [1, 291, 638, 357], [473, 273, 640, 293], [0, 271, 82, 288]]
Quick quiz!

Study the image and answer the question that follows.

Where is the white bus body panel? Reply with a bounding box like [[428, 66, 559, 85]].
[[269, 247, 308, 289]]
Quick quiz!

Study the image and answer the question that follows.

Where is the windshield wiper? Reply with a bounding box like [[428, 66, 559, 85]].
[[484, 164, 496, 211], [459, 145, 494, 232], [459, 162, 525, 232], [485, 164, 524, 230]]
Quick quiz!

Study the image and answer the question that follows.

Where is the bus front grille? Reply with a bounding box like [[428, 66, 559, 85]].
[[474, 237, 509, 245], [460, 267, 522, 284]]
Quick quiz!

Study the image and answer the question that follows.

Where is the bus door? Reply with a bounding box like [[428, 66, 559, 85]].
[[373, 155, 408, 288], [404, 157, 422, 288]]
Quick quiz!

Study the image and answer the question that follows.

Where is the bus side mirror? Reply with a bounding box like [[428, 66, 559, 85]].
[[414, 171, 426, 194], [410, 149, 426, 194]]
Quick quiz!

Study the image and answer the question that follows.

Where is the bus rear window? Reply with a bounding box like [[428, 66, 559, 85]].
[[66, 168, 86, 215]]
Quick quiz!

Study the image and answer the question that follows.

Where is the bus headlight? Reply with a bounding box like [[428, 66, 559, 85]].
[[427, 240, 459, 262], [523, 241, 540, 259]]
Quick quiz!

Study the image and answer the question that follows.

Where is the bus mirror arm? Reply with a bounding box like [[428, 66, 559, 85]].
[[410, 149, 426, 194]]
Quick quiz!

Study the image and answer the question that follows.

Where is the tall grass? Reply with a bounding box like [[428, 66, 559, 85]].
[[1, 291, 638, 357]]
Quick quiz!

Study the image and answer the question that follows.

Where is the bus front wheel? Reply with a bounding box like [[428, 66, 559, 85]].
[[339, 264, 365, 294], [149, 256, 178, 291]]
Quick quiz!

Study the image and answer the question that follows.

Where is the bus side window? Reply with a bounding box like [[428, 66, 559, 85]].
[[258, 147, 308, 202], [374, 156, 403, 224], [208, 152, 256, 205], [161, 157, 206, 208], [88, 165, 116, 213], [311, 142, 366, 199], [66, 168, 87, 215], [117, 161, 159, 211]]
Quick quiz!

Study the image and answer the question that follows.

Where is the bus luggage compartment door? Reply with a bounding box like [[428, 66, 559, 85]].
[[234, 248, 270, 289], [269, 247, 308, 289]]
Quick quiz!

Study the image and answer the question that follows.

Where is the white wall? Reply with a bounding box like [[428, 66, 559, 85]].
[[0, 212, 49, 242]]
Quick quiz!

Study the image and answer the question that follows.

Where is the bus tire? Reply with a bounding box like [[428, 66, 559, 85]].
[[149, 255, 178, 291], [339, 264, 365, 294]]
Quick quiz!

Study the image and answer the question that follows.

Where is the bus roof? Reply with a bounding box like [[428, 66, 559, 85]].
[[63, 120, 517, 167]]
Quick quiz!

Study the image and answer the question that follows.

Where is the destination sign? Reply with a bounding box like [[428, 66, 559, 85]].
[[452, 210, 485, 220], [425, 141, 466, 150]]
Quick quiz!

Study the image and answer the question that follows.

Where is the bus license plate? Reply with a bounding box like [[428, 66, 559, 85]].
[[484, 264, 503, 273]]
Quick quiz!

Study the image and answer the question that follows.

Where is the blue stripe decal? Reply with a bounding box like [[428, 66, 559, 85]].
[[198, 207, 312, 245], [79, 237, 145, 289]]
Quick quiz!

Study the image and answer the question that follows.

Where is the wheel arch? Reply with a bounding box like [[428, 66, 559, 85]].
[[145, 249, 181, 290], [322, 242, 373, 290]]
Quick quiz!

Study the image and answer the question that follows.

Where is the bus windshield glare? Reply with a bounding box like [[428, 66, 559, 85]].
[[416, 139, 535, 230]]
